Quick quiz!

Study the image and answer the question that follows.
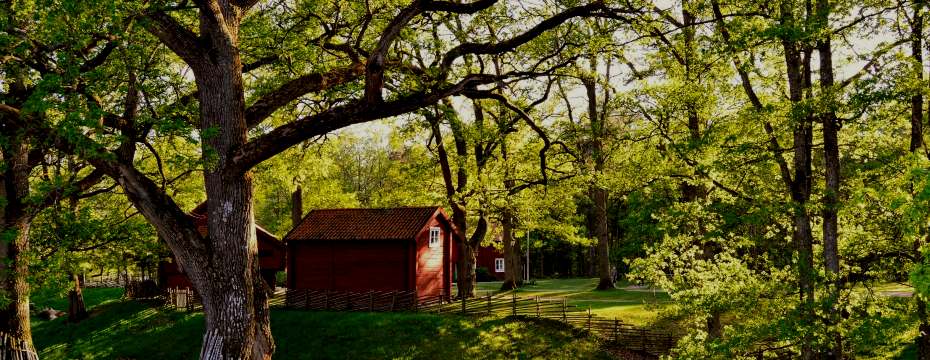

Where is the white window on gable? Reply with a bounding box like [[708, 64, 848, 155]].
[[429, 227, 441, 248], [495, 258, 505, 272]]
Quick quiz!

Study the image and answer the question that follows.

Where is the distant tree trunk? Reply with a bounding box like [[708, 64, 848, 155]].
[[538, 252, 543, 278], [291, 185, 303, 227], [582, 70, 613, 290], [919, 299, 930, 360], [909, 2, 930, 357], [122, 261, 130, 290], [816, 0, 843, 356], [592, 186, 612, 290], [68, 273, 88, 323], [713, 1, 816, 355], [677, 4, 723, 337], [786, 27, 817, 360]]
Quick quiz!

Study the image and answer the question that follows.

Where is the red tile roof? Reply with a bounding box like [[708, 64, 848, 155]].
[[285, 207, 445, 241]]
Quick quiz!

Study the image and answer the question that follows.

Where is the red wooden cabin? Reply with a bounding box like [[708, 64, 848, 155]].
[[285, 207, 455, 298], [158, 203, 286, 290]]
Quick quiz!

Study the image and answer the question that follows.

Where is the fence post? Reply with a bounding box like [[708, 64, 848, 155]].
[[324, 290, 329, 310], [390, 291, 396, 311], [486, 293, 491, 315], [511, 292, 517, 316], [535, 296, 540, 318], [586, 307, 592, 332], [461, 293, 466, 314], [561, 298, 566, 322], [369, 291, 374, 312], [413, 292, 419, 312]]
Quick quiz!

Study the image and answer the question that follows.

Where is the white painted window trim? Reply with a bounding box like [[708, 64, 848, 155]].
[[495, 258, 505, 272], [429, 227, 441, 248]]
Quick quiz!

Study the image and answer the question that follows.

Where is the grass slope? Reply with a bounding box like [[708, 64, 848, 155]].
[[32, 288, 610, 360]]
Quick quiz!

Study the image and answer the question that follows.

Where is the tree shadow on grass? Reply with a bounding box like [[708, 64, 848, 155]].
[[34, 300, 203, 360], [272, 311, 610, 360]]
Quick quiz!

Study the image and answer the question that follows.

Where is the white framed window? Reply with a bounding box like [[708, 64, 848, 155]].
[[495, 258, 505, 272], [429, 227, 441, 248]]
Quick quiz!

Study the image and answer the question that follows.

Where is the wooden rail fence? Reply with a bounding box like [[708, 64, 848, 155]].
[[273, 289, 675, 356]]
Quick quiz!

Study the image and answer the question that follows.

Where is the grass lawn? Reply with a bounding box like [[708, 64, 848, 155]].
[[470, 278, 671, 327], [32, 288, 612, 360]]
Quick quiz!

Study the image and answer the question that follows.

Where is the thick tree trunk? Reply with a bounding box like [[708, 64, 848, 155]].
[[193, 47, 273, 358], [500, 211, 522, 290], [582, 72, 613, 291], [68, 273, 88, 323], [0, 142, 36, 359], [124, 4, 275, 357], [592, 187, 612, 290], [457, 242, 477, 297], [0, 220, 34, 359]]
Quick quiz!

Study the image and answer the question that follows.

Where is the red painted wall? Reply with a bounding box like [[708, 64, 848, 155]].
[[287, 241, 410, 292], [257, 230, 286, 271], [414, 217, 452, 297]]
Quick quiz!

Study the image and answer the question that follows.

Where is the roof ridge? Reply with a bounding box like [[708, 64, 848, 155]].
[[286, 206, 446, 241], [306, 206, 442, 211]]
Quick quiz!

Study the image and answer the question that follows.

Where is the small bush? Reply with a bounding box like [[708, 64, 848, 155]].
[[476, 267, 495, 282]]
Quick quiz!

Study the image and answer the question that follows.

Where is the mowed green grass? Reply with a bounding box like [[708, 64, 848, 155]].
[[32, 288, 611, 360], [471, 278, 671, 327]]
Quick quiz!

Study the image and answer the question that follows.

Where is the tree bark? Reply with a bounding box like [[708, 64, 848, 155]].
[[194, 47, 273, 360], [909, 1, 930, 356], [785, 27, 817, 360], [457, 241, 477, 297], [68, 273, 88, 323], [592, 186, 612, 290], [0, 140, 36, 359], [816, 0, 843, 356]]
